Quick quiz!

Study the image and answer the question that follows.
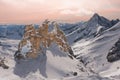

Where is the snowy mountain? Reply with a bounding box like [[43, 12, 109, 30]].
[[0, 24, 39, 39], [0, 13, 119, 80], [0, 22, 110, 80], [87, 13, 112, 28], [0, 23, 85, 40], [0, 13, 119, 41], [72, 22, 120, 80], [67, 13, 119, 43], [59, 22, 84, 35], [0, 38, 110, 80], [0, 25, 25, 39]]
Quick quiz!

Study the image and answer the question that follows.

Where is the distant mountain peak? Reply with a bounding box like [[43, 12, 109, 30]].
[[88, 13, 112, 27], [93, 13, 100, 18], [90, 13, 105, 22]]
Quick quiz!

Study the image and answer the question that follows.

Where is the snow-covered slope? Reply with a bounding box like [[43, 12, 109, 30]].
[[0, 37, 108, 80], [0, 38, 80, 80], [0, 38, 111, 80], [72, 22, 120, 80], [0, 14, 119, 80]]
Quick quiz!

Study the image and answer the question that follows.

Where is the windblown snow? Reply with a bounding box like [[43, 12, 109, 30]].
[[0, 38, 78, 80], [72, 22, 120, 80], [0, 38, 110, 80]]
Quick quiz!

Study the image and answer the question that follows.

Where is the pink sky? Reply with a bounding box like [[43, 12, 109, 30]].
[[0, 0, 120, 24]]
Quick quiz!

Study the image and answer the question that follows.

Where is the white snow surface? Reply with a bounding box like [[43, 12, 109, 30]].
[[72, 22, 120, 80], [0, 38, 77, 80], [0, 21, 119, 80], [0, 37, 110, 80], [0, 38, 104, 80]]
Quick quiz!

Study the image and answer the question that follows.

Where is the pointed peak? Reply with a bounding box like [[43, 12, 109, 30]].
[[89, 13, 102, 22], [88, 13, 112, 27], [93, 13, 100, 17], [91, 13, 101, 20]]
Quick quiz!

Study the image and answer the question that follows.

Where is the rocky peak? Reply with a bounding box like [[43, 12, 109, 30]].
[[87, 13, 112, 28], [14, 21, 74, 60], [89, 13, 103, 22], [91, 13, 100, 21]]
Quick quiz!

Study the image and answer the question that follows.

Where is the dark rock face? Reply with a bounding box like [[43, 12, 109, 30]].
[[107, 38, 120, 62], [111, 19, 120, 26], [73, 72, 77, 76], [14, 50, 25, 60], [0, 57, 9, 69]]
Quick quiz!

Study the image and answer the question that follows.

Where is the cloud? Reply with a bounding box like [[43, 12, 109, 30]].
[[60, 8, 94, 16], [0, 0, 120, 23]]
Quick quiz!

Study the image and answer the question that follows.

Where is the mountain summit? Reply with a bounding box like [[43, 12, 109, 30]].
[[67, 13, 119, 43], [88, 13, 112, 28], [88, 13, 119, 28]]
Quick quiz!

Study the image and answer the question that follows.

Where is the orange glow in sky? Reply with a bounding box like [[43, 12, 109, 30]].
[[0, 0, 120, 24]]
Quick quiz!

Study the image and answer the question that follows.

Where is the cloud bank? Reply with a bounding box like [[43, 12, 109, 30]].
[[0, 0, 120, 24]]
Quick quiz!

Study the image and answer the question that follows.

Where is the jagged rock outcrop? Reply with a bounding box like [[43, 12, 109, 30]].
[[0, 57, 9, 69], [107, 38, 120, 62], [14, 20, 74, 59]]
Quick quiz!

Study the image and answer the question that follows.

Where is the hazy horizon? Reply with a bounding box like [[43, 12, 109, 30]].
[[0, 0, 120, 24]]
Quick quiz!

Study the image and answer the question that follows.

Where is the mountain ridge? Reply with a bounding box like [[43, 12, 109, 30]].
[[0, 13, 120, 80]]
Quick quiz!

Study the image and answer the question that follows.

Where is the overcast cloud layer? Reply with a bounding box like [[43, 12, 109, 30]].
[[0, 0, 120, 24]]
